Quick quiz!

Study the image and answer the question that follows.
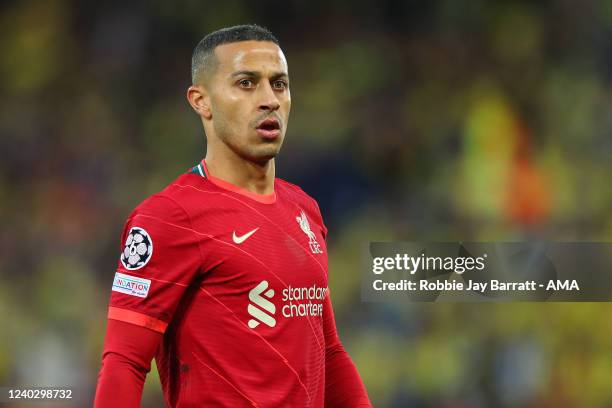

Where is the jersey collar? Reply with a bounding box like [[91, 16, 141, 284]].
[[190, 160, 277, 204]]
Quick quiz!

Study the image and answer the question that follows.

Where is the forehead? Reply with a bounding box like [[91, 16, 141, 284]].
[[213, 40, 288, 75]]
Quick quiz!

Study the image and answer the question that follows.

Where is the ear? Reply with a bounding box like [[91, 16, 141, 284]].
[[187, 85, 212, 120]]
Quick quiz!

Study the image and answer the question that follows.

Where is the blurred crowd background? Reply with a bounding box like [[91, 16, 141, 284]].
[[1, 0, 611, 407]]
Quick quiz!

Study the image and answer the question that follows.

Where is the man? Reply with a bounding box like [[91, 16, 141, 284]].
[[94, 24, 371, 407]]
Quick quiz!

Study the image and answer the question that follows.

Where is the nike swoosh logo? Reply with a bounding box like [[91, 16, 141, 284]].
[[232, 227, 259, 244]]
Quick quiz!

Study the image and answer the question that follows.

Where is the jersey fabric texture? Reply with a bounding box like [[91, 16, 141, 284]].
[[99, 161, 371, 407]]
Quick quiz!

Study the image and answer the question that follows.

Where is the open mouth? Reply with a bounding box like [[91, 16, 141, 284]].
[[256, 118, 281, 139], [257, 118, 280, 131]]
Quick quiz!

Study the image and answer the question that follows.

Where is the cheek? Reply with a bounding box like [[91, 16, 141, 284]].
[[213, 100, 254, 139], [282, 98, 291, 121], [222, 96, 249, 122], [213, 99, 238, 125]]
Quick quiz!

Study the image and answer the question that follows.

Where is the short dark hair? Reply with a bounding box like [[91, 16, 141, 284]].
[[191, 24, 279, 85]]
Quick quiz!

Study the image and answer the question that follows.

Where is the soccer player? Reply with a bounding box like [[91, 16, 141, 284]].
[[94, 24, 372, 407]]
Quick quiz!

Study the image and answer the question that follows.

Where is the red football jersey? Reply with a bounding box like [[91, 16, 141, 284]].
[[108, 160, 339, 407]]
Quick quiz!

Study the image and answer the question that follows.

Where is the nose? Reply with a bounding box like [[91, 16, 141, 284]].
[[258, 82, 280, 112]]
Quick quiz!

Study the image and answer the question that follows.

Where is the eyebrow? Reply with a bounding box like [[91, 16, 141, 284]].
[[231, 70, 289, 79]]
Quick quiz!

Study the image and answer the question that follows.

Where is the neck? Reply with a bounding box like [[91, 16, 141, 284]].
[[204, 150, 275, 196]]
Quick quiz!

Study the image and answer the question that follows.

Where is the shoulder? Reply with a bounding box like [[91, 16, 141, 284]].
[[127, 195, 190, 231], [119, 175, 201, 258], [276, 178, 321, 211], [276, 178, 327, 232], [127, 173, 198, 226]]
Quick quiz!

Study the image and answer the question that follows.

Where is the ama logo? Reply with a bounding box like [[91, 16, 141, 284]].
[[247, 280, 276, 329]]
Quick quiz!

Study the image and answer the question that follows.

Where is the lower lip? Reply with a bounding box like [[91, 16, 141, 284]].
[[256, 128, 281, 140]]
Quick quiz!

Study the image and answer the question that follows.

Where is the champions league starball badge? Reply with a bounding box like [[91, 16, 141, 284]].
[[120, 227, 153, 270]]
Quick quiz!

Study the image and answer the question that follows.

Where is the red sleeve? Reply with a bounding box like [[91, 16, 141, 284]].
[[94, 319, 162, 408], [109, 194, 201, 333], [323, 295, 372, 407], [96, 195, 200, 406]]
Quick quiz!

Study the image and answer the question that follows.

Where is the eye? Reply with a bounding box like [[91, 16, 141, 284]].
[[272, 80, 288, 90], [238, 79, 254, 88]]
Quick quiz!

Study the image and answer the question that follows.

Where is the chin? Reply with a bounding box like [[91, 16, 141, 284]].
[[248, 147, 281, 164], [233, 146, 276, 164], [255, 151, 279, 164]]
